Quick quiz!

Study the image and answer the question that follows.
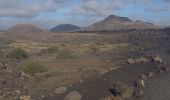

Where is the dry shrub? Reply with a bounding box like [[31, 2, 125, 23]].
[[7, 48, 28, 59], [20, 60, 47, 75]]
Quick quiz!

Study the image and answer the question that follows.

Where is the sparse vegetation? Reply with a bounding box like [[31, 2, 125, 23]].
[[1, 9, 170, 100], [7, 48, 28, 59], [20, 60, 47, 75], [89, 46, 99, 53], [59, 43, 66, 47], [44, 71, 61, 78], [46, 46, 59, 53], [39, 46, 59, 55], [56, 48, 76, 60]]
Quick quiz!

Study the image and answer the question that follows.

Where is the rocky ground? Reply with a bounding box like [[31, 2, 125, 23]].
[[1, 30, 170, 100], [47, 47, 170, 100], [142, 72, 170, 100]]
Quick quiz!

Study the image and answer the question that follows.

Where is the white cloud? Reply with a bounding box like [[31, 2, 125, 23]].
[[73, 0, 124, 17], [0, 0, 68, 18]]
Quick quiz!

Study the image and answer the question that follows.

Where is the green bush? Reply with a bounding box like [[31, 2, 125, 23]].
[[20, 60, 47, 75], [7, 48, 28, 59], [56, 48, 76, 60]]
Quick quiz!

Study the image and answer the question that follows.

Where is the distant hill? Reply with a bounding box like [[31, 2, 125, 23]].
[[6, 24, 47, 33], [86, 15, 160, 31], [50, 24, 81, 32]]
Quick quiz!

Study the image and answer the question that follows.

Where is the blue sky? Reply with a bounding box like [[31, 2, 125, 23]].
[[0, 0, 170, 30]]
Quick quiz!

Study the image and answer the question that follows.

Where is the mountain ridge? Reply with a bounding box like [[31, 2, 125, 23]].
[[86, 15, 160, 31]]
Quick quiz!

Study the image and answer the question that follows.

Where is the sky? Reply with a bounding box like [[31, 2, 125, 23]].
[[0, 0, 170, 30]]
